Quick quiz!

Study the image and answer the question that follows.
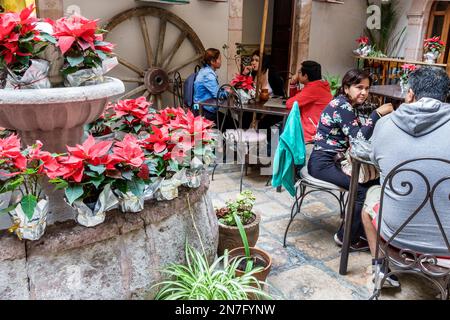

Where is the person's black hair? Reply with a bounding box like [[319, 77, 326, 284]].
[[336, 69, 372, 98], [202, 48, 221, 67], [300, 61, 322, 82], [408, 66, 450, 102]]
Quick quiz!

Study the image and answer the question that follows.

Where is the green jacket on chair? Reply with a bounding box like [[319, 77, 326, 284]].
[[271, 101, 306, 196]]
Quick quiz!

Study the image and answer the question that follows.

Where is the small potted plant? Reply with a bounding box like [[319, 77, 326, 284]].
[[423, 36, 445, 64], [215, 190, 260, 256], [49, 135, 119, 227], [399, 64, 418, 93], [230, 73, 256, 104], [0, 136, 59, 240], [228, 213, 272, 283], [353, 36, 371, 57]]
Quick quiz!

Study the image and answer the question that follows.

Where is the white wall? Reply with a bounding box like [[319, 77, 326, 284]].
[[389, 0, 413, 58], [62, 0, 229, 85], [309, 0, 368, 78], [242, 0, 275, 45]]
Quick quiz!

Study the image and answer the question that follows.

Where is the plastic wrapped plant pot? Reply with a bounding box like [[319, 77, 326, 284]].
[[8, 196, 49, 241], [114, 190, 144, 213]]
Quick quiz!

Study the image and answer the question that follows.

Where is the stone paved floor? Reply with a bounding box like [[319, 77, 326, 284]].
[[208, 165, 441, 300]]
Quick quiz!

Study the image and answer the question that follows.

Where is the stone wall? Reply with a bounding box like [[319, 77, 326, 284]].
[[0, 174, 218, 300]]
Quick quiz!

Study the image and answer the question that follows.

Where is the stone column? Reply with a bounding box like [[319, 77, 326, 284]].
[[36, 0, 64, 19], [290, 0, 312, 75], [227, 0, 243, 82], [403, 0, 434, 61]]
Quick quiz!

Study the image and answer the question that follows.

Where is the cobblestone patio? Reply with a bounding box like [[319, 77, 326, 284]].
[[209, 165, 440, 300]]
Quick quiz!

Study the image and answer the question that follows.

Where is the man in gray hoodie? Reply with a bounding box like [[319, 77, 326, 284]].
[[362, 66, 450, 288]]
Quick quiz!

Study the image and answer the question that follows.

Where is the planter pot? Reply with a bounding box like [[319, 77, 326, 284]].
[[9, 197, 49, 241], [115, 190, 145, 213], [228, 246, 272, 283], [217, 213, 260, 256], [424, 51, 440, 64]]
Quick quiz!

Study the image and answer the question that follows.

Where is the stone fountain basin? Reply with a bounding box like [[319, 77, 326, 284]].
[[0, 77, 124, 152]]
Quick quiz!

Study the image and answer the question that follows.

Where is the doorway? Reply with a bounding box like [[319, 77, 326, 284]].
[[427, 1, 450, 64]]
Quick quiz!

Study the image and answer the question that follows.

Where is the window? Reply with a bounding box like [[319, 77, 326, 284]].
[[427, 1, 450, 64]]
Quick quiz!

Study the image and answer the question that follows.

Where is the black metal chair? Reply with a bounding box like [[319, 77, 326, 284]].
[[172, 71, 183, 108], [283, 157, 348, 247], [370, 158, 450, 300], [211, 84, 268, 192]]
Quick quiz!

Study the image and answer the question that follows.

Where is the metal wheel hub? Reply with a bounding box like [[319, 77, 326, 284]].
[[144, 67, 169, 94]]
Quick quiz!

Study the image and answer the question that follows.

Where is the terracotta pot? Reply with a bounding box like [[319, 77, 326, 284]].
[[217, 213, 260, 256], [228, 246, 272, 282]]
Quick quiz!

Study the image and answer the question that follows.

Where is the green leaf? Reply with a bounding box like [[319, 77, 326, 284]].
[[0, 204, 18, 216], [128, 178, 145, 197], [95, 50, 107, 60], [121, 170, 133, 181], [21, 195, 37, 220], [113, 179, 128, 194], [40, 33, 57, 44], [0, 176, 24, 193], [62, 66, 79, 76], [48, 178, 68, 190], [87, 164, 106, 175], [65, 185, 84, 205], [90, 175, 105, 189], [67, 56, 85, 67]]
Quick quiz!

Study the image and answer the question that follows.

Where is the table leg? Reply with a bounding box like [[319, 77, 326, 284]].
[[339, 158, 361, 275]]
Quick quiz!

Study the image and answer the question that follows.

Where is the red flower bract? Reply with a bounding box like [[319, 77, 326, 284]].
[[109, 134, 145, 169], [0, 134, 27, 174], [113, 96, 150, 125], [231, 74, 254, 92]]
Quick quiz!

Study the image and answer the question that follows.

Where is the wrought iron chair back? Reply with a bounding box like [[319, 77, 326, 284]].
[[372, 157, 450, 300], [172, 71, 183, 108]]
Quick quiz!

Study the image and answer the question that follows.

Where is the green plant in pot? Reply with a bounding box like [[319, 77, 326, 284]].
[[228, 213, 272, 283], [215, 190, 260, 256]]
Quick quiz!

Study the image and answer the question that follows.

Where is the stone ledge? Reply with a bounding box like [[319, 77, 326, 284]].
[[1, 172, 211, 259]]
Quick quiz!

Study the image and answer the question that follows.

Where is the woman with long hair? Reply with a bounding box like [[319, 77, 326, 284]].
[[308, 69, 394, 250]]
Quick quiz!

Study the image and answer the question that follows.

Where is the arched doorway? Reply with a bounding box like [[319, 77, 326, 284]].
[[427, 1, 450, 64]]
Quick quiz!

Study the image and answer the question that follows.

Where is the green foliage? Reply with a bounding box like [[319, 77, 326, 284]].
[[365, 0, 405, 57], [323, 74, 341, 96], [153, 244, 271, 300], [20, 195, 37, 220], [65, 184, 84, 205], [217, 190, 256, 226], [233, 213, 254, 273]]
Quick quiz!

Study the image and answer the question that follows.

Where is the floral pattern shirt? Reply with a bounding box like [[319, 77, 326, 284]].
[[313, 95, 381, 153]]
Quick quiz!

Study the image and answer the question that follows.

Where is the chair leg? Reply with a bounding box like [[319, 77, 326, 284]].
[[265, 176, 271, 187], [211, 163, 219, 181], [283, 182, 306, 247]]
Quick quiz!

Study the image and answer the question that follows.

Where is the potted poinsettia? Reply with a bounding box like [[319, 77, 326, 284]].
[[0, 4, 53, 89], [353, 36, 371, 57], [423, 36, 445, 63], [85, 103, 115, 140], [110, 96, 154, 136], [230, 73, 255, 104], [107, 134, 149, 213], [49, 135, 118, 227], [49, 13, 117, 87], [399, 64, 418, 93], [0, 135, 59, 240]]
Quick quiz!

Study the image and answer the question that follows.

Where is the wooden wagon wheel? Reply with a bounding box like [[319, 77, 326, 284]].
[[104, 6, 205, 108]]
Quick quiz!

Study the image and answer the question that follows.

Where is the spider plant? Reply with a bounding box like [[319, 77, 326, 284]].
[[233, 212, 254, 272], [153, 243, 271, 300]]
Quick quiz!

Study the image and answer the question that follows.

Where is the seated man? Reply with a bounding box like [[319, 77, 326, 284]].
[[286, 61, 332, 143], [362, 66, 450, 288]]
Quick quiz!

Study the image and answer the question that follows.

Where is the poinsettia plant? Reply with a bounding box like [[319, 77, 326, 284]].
[[230, 73, 255, 93], [110, 96, 154, 134], [49, 135, 114, 206], [85, 103, 114, 137], [356, 36, 369, 48], [400, 64, 418, 84], [49, 14, 114, 76], [0, 4, 49, 75], [0, 135, 60, 219], [424, 36, 445, 54]]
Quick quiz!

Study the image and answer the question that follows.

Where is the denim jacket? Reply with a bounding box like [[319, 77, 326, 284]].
[[194, 65, 219, 113]]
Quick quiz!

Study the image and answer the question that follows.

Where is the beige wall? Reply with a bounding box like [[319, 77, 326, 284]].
[[242, 0, 275, 45], [62, 0, 229, 84], [309, 0, 367, 78]]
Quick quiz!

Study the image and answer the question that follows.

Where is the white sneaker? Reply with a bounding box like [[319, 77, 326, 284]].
[[372, 271, 401, 289]]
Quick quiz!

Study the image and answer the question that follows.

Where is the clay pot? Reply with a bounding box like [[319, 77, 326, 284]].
[[228, 246, 272, 283], [217, 213, 260, 256]]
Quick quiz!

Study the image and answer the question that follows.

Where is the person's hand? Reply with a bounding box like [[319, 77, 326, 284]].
[[290, 73, 299, 85], [376, 103, 394, 116], [242, 65, 253, 76]]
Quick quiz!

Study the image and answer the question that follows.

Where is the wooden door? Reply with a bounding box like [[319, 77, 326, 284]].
[[270, 0, 294, 79], [427, 1, 450, 64]]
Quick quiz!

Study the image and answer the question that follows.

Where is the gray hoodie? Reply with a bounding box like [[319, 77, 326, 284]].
[[370, 98, 450, 254]]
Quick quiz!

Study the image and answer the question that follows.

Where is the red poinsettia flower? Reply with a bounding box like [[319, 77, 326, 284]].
[[231, 74, 254, 91], [108, 134, 145, 169], [113, 96, 151, 125], [141, 126, 170, 154], [27, 140, 61, 178], [356, 36, 369, 45], [424, 36, 445, 53], [0, 134, 27, 173]]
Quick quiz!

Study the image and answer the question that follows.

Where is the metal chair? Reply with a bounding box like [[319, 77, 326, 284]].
[[370, 158, 450, 300], [172, 71, 183, 108], [211, 84, 268, 192], [283, 160, 348, 247]]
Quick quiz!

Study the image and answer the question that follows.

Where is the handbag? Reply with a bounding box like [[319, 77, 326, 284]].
[[339, 149, 379, 184]]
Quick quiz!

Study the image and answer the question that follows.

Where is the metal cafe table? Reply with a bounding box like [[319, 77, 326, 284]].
[[370, 85, 406, 106], [339, 151, 379, 275]]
